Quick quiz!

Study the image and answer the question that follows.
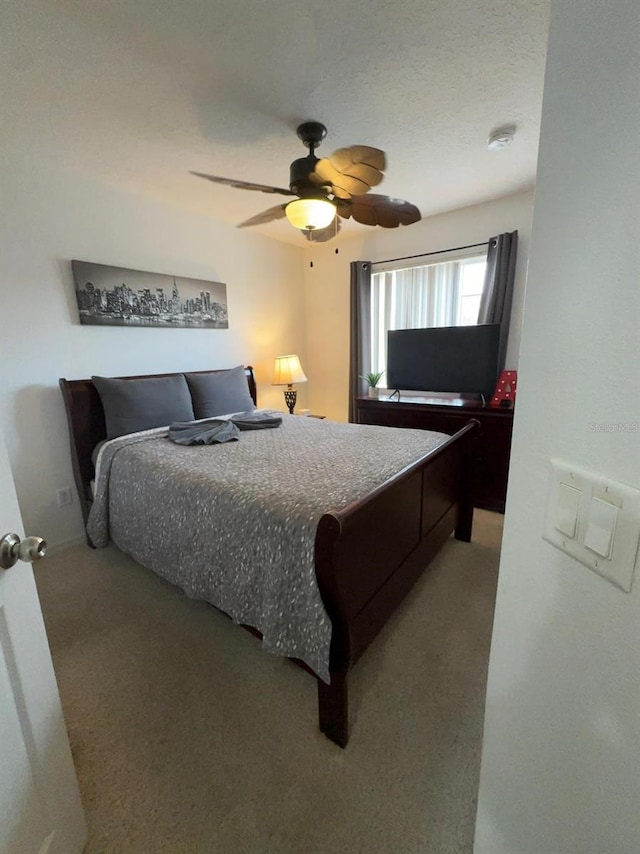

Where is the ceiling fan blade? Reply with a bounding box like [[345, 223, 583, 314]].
[[310, 146, 386, 200], [237, 204, 288, 228], [190, 171, 295, 197], [330, 146, 386, 172], [339, 194, 421, 228], [301, 217, 341, 243]]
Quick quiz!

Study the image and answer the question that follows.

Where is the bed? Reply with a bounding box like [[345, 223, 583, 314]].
[[59, 366, 478, 747]]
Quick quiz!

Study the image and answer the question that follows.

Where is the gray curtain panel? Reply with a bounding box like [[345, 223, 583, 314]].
[[478, 231, 518, 371], [348, 260, 372, 423]]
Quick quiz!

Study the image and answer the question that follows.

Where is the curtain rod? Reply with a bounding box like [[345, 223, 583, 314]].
[[372, 240, 490, 267]]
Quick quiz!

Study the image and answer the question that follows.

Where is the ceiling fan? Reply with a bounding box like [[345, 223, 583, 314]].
[[191, 121, 421, 242]]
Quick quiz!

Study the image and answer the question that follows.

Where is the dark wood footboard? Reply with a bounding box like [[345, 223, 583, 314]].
[[314, 419, 478, 747]]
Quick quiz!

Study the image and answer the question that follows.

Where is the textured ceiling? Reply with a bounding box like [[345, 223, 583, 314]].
[[0, 0, 549, 246]]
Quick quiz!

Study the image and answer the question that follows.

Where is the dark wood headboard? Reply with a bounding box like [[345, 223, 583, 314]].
[[59, 366, 257, 529]]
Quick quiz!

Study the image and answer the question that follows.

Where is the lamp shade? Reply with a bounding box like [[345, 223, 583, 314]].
[[285, 198, 336, 231], [273, 354, 307, 386]]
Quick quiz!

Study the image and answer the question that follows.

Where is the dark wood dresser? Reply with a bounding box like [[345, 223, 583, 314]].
[[356, 394, 514, 513]]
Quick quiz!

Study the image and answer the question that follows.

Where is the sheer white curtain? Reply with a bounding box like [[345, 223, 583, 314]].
[[370, 261, 463, 377]]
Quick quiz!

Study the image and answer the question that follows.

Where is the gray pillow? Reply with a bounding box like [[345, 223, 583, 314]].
[[92, 374, 195, 439], [185, 366, 255, 419]]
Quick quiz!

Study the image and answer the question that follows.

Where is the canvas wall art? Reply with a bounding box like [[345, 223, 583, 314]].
[[72, 260, 229, 328]]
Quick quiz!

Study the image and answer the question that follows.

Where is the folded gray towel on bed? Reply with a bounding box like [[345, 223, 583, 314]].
[[229, 411, 283, 430], [168, 411, 283, 445], [169, 419, 240, 445]]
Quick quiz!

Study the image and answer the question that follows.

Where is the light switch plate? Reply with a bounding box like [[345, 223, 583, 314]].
[[543, 460, 640, 592]]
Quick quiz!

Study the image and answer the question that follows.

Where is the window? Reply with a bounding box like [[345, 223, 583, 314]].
[[370, 251, 487, 378]]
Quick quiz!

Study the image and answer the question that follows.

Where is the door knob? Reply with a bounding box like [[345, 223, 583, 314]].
[[0, 532, 47, 570]]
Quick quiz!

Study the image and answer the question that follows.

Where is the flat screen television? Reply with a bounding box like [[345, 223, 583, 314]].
[[386, 323, 500, 398]]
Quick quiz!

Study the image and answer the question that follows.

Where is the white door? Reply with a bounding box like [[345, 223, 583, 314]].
[[0, 429, 86, 854]]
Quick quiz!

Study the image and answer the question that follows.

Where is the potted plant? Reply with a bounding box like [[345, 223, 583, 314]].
[[362, 371, 384, 398]]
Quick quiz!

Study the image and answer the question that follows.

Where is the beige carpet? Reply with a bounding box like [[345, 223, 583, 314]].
[[35, 510, 502, 854]]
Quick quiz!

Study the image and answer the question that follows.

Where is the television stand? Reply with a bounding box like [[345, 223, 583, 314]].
[[356, 393, 514, 513]]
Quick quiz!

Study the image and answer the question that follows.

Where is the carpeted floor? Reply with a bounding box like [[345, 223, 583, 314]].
[[35, 510, 502, 854]]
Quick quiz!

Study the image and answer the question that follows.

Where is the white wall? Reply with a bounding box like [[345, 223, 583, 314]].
[[302, 190, 534, 422], [475, 1, 640, 852], [0, 154, 305, 550]]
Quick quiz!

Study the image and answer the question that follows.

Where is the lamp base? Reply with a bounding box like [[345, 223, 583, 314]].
[[283, 388, 297, 414]]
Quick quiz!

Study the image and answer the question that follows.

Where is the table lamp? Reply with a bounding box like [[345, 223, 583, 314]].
[[273, 354, 307, 414]]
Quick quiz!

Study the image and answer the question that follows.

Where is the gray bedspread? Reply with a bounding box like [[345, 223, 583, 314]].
[[88, 412, 448, 682]]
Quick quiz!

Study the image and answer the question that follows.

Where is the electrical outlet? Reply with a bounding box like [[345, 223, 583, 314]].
[[56, 487, 73, 507]]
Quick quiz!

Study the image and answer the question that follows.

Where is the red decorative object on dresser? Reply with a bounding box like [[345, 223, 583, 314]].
[[490, 370, 518, 408]]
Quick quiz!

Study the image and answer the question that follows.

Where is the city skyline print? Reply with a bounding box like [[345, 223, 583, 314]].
[[72, 260, 229, 329]]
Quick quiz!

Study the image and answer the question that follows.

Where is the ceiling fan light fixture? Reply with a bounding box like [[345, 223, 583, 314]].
[[192, 122, 422, 241], [285, 197, 336, 231]]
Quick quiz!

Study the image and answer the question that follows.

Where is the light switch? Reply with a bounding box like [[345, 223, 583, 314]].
[[584, 498, 618, 559], [543, 459, 640, 592], [555, 483, 582, 538]]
